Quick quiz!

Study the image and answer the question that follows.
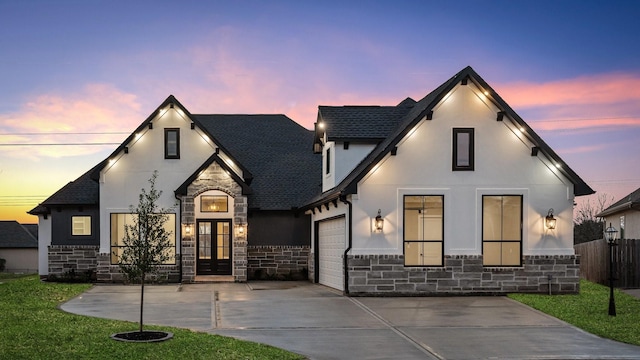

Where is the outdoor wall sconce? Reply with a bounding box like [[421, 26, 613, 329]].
[[184, 224, 193, 236], [235, 224, 247, 237], [374, 209, 384, 233], [545, 208, 557, 230]]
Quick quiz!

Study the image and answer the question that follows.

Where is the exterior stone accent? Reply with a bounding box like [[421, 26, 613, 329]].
[[96, 253, 180, 283], [247, 245, 309, 280], [308, 250, 315, 282], [48, 245, 98, 277], [347, 254, 580, 296], [178, 161, 248, 282]]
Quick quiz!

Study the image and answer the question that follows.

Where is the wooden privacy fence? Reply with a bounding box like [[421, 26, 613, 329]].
[[574, 239, 640, 288]]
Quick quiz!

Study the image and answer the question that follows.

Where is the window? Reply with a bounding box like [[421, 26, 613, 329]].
[[72, 216, 91, 236], [110, 213, 176, 265], [201, 195, 228, 212], [404, 195, 444, 266], [482, 195, 522, 266], [325, 147, 331, 175], [620, 216, 625, 240], [453, 128, 474, 171], [164, 128, 180, 159]]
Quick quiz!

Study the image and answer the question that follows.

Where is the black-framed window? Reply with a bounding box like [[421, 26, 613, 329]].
[[164, 128, 180, 159], [201, 195, 228, 212], [482, 195, 522, 266], [71, 216, 91, 236], [325, 147, 331, 175], [453, 128, 474, 171], [110, 213, 176, 265], [403, 195, 444, 266]]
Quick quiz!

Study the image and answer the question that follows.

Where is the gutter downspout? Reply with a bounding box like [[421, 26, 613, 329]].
[[339, 194, 353, 296]]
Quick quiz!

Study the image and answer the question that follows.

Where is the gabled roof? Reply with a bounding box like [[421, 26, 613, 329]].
[[175, 152, 253, 196], [28, 163, 101, 215], [597, 187, 640, 217], [0, 221, 38, 248], [89, 95, 254, 183], [303, 66, 595, 210], [195, 114, 320, 210]]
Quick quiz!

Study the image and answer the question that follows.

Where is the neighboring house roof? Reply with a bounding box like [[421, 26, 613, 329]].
[[597, 187, 640, 217], [28, 163, 102, 215], [0, 221, 38, 248], [304, 66, 595, 210], [195, 114, 320, 210]]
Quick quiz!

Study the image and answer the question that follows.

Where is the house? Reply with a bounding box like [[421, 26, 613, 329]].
[[303, 66, 593, 295], [31, 66, 593, 295], [597, 187, 640, 239], [0, 221, 38, 273], [30, 99, 319, 283]]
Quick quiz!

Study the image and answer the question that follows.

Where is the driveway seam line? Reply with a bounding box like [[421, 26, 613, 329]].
[[348, 297, 445, 360]]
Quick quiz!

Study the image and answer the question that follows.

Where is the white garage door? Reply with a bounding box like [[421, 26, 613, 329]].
[[318, 217, 346, 291]]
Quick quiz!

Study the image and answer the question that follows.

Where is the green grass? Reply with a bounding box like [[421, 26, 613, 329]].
[[509, 279, 640, 346], [0, 275, 305, 360]]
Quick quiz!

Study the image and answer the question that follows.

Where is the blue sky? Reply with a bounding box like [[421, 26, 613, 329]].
[[1, 0, 640, 222]]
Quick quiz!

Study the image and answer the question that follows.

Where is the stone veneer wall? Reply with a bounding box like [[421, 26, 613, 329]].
[[96, 253, 181, 283], [347, 255, 580, 295], [307, 251, 315, 283], [48, 245, 99, 277], [178, 161, 248, 283], [247, 245, 309, 280]]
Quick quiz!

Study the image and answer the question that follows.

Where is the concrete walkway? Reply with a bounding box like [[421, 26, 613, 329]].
[[62, 282, 640, 360]]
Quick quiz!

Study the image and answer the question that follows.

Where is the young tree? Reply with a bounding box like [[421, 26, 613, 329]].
[[117, 171, 174, 333]]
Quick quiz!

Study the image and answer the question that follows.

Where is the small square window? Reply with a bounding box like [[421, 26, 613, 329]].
[[72, 216, 91, 236], [453, 128, 474, 171], [165, 128, 180, 159], [201, 195, 228, 212]]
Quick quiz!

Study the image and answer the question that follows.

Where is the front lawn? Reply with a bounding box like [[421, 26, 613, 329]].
[[0, 275, 304, 359], [509, 279, 640, 346]]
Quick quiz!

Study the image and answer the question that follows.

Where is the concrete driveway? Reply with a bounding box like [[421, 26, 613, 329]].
[[62, 281, 640, 360]]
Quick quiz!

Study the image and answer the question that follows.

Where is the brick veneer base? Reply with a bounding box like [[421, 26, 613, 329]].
[[347, 254, 580, 296], [96, 253, 181, 283], [247, 245, 309, 280], [48, 245, 99, 277]]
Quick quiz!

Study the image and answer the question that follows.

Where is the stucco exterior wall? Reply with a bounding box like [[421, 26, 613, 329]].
[[37, 215, 51, 276], [0, 248, 38, 273], [350, 83, 575, 257], [603, 210, 640, 239]]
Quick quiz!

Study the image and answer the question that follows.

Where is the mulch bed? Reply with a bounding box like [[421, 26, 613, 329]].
[[111, 331, 173, 343]]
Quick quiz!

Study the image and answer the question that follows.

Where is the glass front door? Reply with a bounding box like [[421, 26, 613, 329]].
[[196, 220, 232, 275]]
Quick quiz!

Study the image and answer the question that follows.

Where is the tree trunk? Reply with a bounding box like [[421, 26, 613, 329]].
[[139, 273, 145, 333]]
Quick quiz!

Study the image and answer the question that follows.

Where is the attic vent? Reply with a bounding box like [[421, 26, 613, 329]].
[[461, 77, 468, 85]]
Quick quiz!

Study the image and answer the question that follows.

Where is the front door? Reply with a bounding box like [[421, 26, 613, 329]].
[[196, 220, 232, 275]]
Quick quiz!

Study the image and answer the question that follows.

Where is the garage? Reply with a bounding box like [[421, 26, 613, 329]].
[[316, 216, 346, 291]]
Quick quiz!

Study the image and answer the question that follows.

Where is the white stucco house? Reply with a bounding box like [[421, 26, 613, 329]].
[[31, 66, 593, 295], [598, 187, 640, 239]]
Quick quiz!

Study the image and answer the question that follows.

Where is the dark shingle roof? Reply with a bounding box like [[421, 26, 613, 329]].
[[597, 187, 640, 217], [0, 221, 38, 248], [318, 100, 415, 141], [195, 114, 321, 210], [303, 66, 594, 209], [28, 163, 101, 215]]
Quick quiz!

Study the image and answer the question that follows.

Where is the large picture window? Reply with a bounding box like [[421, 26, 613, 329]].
[[453, 128, 474, 171], [404, 195, 444, 266], [482, 195, 522, 266], [72, 216, 91, 236], [110, 213, 176, 265], [164, 128, 180, 159]]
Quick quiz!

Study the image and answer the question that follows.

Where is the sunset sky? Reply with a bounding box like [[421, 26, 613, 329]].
[[1, 1, 639, 223]]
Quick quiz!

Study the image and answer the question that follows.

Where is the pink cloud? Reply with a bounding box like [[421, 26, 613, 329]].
[[0, 84, 142, 159]]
